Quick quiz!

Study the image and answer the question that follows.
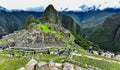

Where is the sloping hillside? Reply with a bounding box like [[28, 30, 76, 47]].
[[90, 13, 120, 52], [0, 10, 42, 38], [62, 11, 110, 36]]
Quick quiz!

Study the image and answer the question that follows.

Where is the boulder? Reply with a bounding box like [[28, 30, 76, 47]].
[[36, 62, 48, 70], [48, 60, 59, 70], [55, 63, 63, 70], [25, 58, 37, 70], [63, 62, 74, 70], [48, 60, 55, 66], [115, 55, 120, 60]]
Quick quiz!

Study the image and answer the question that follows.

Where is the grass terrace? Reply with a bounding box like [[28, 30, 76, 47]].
[[72, 55, 120, 70]]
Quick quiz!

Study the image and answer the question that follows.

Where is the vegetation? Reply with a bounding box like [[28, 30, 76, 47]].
[[37, 24, 55, 33], [37, 24, 64, 39], [36, 54, 67, 62], [90, 13, 120, 52], [77, 48, 88, 54], [0, 39, 8, 45], [72, 56, 120, 70], [74, 34, 99, 50], [0, 50, 67, 70], [0, 47, 120, 70], [23, 15, 35, 29], [0, 56, 29, 70]]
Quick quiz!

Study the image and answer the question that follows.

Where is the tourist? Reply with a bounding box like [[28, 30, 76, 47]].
[[98, 50, 103, 55], [47, 49, 50, 54], [88, 46, 93, 53]]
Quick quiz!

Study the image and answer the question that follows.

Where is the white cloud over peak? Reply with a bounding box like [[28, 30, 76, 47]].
[[0, 0, 120, 11]]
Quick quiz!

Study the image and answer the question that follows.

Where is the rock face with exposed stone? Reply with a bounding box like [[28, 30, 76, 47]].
[[25, 58, 37, 70]]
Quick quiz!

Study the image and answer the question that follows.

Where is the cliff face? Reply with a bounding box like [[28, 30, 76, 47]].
[[40, 5, 82, 35], [90, 13, 120, 52]]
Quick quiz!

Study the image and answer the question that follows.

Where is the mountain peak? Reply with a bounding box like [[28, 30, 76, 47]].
[[46, 4, 54, 9], [40, 4, 82, 35], [44, 4, 57, 13]]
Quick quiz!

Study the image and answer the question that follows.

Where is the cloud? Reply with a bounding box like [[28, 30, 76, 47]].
[[27, 7, 44, 12], [0, 0, 120, 11]]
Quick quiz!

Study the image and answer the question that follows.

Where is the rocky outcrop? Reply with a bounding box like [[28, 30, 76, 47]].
[[40, 5, 82, 35]]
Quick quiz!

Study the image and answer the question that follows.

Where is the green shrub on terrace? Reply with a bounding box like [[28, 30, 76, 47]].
[[74, 34, 99, 50]]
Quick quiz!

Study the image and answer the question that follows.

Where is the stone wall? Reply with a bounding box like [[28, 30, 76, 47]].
[[18, 59, 100, 70]]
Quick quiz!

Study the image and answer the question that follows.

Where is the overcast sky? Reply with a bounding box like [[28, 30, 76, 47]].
[[0, 0, 120, 11]]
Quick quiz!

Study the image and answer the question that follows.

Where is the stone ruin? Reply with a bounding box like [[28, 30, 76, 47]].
[[18, 59, 101, 70], [18, 59, 87, 70], [0, 23, 75, 52]]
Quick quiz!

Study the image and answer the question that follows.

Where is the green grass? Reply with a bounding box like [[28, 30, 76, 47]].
[[89, 53, 120, 61], [0, 54, 67, 70], [77, 49, 88, 54], [0, 50, 68, 70], [72, 56, 120, 70], [0, 57, 29, 70], [76, 48, 120, 62], [37, 24, 55, 33], [0, 39, 8, 45], [1, 49, 120, 70], [36, 54, 67, 62], [37, 24, 64, 39], [0, 50, 8, 54], [0, 56, 8, 65]]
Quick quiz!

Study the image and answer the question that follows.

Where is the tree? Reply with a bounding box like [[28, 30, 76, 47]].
[[23, 15, 35, 29]]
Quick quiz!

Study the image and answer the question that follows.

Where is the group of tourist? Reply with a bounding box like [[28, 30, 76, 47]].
[[88, 46, 117, 58], [42, 48, 74, 56]]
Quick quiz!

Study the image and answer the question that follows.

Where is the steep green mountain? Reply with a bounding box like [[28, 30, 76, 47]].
[[0, 10, 42, 38], [90, 13, 120, 52], [62, 11, 111, 36], [40, 5, 82, 35]]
